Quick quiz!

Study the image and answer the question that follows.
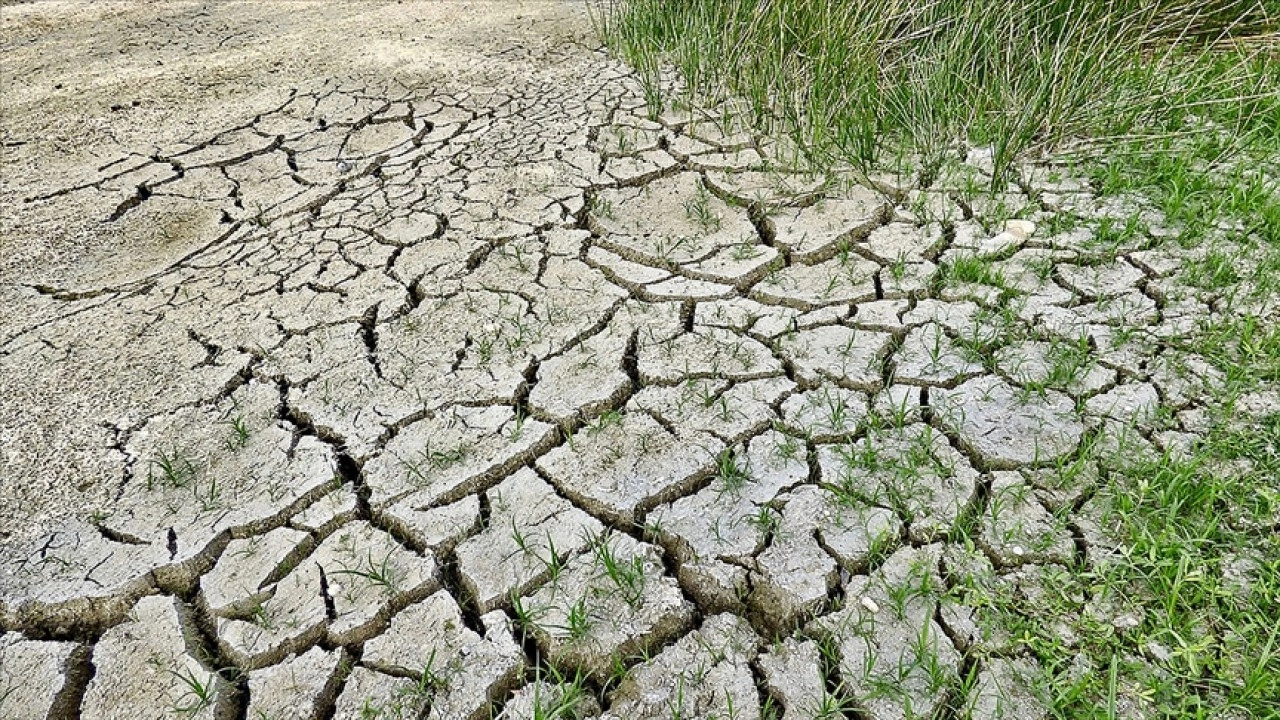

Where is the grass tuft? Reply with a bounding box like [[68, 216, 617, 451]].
[[592, 0, 1279, 184]]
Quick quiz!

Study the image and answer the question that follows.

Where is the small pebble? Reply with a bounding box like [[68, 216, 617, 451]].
[[860, 596, 880, 614], [1146, 641, 1172, 662], [1005, 219, 1036, 239], [1114, 613, 1141, 630]]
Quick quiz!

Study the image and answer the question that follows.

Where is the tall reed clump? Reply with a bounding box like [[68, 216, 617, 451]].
[[591, 0, 1278, 184]]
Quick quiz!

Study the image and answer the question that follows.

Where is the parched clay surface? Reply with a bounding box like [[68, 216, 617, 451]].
[[0, 2, 1243, 718]]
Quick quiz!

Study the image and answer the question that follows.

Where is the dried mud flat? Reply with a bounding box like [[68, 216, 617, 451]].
[[1, 2, 1272, 719]]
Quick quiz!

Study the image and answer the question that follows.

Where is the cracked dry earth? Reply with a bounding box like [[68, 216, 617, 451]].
[[0, 2, 1261, 720]]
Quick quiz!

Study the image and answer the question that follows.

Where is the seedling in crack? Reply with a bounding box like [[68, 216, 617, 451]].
[[687, 378, 717, 408], [514, 524, 568, 585], [666, 675, 688, 720], [502, 312, 542, 352], [510, 592, 548, 637], [563, 596, 594, 641], [248, 202, 269, 228], [654, 234, 697, 262], [529, 665, 591, 720], [193, 473, 222, 513], [731, 242, 761, 261], [713, 394, 737, 423], [680, 181, 721, 233], [331, 549, 405, 596], [812, 689, 858, 720], [822, 272, 843, 299], [714, 447, 751, 495], [910, 616, 953, 693], [615, 131, 635, 155], [745, 506, 780, 537], [772, 430, 803, 461], [401, 440, 472, 484], [503, 242, 532, 273], [511, 517, 532, 556], [245, 595, 275, 630], [589, 531, 647, 608], [889, 252, 909, 282], [397, 648, 451, 702], [587, 409, 623, 436], [924, 324, 948, 371], [148, 447, 201, 491], [591, 194, 617, 221], [166, 664, 216, 719], [635, 430, 658, 455], [222, 414, 251, 451], [508, 407, 528, 442], [838, 328, 860, 359], [475, 334, 496, 365], [819, 389, 855, 433]]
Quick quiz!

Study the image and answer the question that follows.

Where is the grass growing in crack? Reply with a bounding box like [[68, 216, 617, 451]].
[[730, 242, 762, 261], [529, 665, 592, 720], [144, 447, 224, 512], [164, 664, 216, 719], [401, 649, 452, 702], [592, 7, 1276, 713], [244, 593, 275, 630], [400, 440, 472, 484], [511, 592, 550, 638], [714, 446, 751, 495], [909, 616, 955, 694], [588, 531, 647, 608], [771, 430, 804, 462], [944, 254, 1007, 290], [563, 596, 594, 641], [331, 549, 405, 596], [508, 407, 528, 442], [513, 522, 568, 585], [745, 505, 780, 537], [590, 193, 617, 221], [586, 408, 624, 436], [683, 181, 723, 234], [810, 690, 858, 720], [221, 414, 251, 451], [147, 447, 200, 491], [353, 654, 451, 719]]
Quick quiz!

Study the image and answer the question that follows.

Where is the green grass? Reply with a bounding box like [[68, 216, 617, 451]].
[[592, 0, 1278, 184], [147, 447, 201, 491], [1037, 416, 1280, 718], [588, 531, 648, 607], [330, 549, 406, 596], [163, 664, 216, 719], [528, 666, 593, 720], [942, 299, 1280, 718]]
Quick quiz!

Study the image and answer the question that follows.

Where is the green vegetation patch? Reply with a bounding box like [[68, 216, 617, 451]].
[[593, 0, 1278, 183]]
